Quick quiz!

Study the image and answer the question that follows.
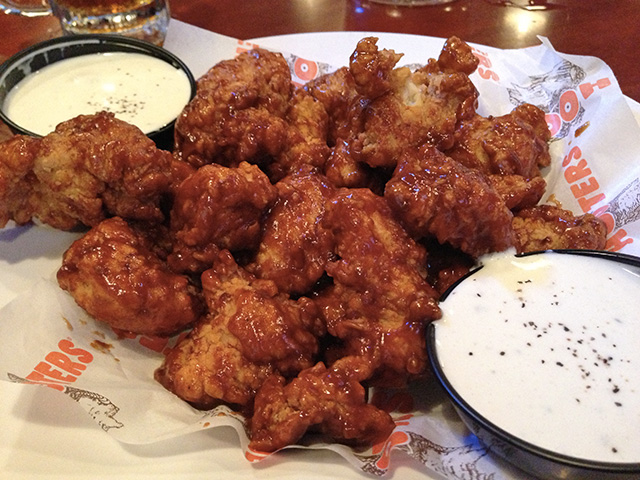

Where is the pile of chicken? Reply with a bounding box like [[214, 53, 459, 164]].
[[0, 36, 607, 452]]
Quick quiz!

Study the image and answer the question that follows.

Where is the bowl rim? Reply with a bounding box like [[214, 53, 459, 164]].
[[0, 33, 196, 138], [427, 248, 640, 474]]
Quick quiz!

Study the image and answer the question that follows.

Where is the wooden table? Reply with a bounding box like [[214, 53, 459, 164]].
[[1, 0, 638, 141]]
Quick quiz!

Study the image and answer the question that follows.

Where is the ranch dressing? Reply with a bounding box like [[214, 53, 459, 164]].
[[3, 52, 192, 136], [434, 250, 640, 463]]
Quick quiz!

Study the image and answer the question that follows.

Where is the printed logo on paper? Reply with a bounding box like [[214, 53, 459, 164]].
[[7, 338, 124, 432]]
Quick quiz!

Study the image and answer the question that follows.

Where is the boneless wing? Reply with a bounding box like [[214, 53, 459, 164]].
[[155, 311, 275, 409], [385, 145, 515, 257], [353, 37, 479, 168], [249, 356, 395, 452], [317, 188, 441, 386], [174, 48, 292, 168], [446, 103, 551, 179], [513, 204, 607, 252], [57, 216, 203, 336], [156, 250, 325, 408], [0, 112, 174, 230], [247, 166, 335, 295], [168, 161, 277, 274]]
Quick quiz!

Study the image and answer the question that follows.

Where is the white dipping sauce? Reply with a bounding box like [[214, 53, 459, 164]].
[[434, 250, 640, 463], [3, 52, 192, 136]]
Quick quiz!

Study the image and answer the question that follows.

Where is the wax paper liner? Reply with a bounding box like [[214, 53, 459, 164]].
[[1, 21, 640, 480]]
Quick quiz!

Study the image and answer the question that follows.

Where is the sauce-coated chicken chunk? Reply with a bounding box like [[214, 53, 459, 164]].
[[248, 166, 335, 295], [57, 217, 203, 336], [250, 357, 395, 452], [0, 112, 173, 230], [385, 145, 515, 257], [168, 161, 277, 274], [513, 204, 607, 253], [353, 37, 479, 168], [446, 103, 551, 179], [174, 48, 292, 168], [156, 250, 325, 408], [317, 188, 441, 386]]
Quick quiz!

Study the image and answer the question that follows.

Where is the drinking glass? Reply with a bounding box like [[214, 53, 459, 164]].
[[0, 0, 170, 45]]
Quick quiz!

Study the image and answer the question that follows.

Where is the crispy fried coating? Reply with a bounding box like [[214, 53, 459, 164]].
[[424, 35, 480, 75], [446, 103, 551, 179], [37, 112, 173, 228], [488, 173, 547, 211], [349, 36, 403, 99], [307, 35, 479, 174], [323, 139, 372, 189], [267, 88, 331, 182], [0, 135, 40, 227], [156, 312, 274, 409], [306, 36, 480, 181], [156, 250, 325, 408], [249, 356, 395, 452], [356, 64, 478, 168], [57, 217, 203, 336], [0, 112, 173, 230], [202, 251, 325, 373], [385, 145, 515, 257], [247, 166, 335, 295], [168, 161, 277, 274], [305, 66, 368, 146], [512, 204, 607, 253], [316, 188, 441, 386], [174, 48, 292, 168], [346, 36, 478, 169]]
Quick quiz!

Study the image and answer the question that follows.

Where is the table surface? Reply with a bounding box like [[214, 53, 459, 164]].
[[0, 0, 638, 142]]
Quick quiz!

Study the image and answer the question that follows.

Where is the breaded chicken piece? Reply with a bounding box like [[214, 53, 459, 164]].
[[446, 103, 551, 179], [488, 174, 547, 211], [385, 145, 515, 257], [174, 48, 292, 168], [267, 88, 331, 182], [57, 217, 203, 336], [249, 356, 395, 452], [322, 139, 375, 189], [305, 66, 368, 146], [306, 36, 479, 184], [304, 52, 382, 188], [156, 312, 274, 409], [168, 161, 278, 274], [355, 67, 478, 168], [247, 166, 335, 295], [354, 38, 479, 168], [0, 134, 40, 227], [156, 250, 325, 408], [316, 188, 441, 386], [512, 204, 607, 253], [423, 35, 480, 75], [0, 112, 174, 230], [349, 36, 403, 99]]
